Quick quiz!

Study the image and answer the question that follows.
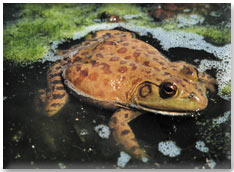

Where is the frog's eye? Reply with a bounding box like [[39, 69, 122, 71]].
[[159, 82, 177, 98]]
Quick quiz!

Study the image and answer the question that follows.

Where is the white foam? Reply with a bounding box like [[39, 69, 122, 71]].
[[94, 124, 110, 139], [176, 14, 205, 28], [158, 140, 181, 157], [117, 151, 131, 168], [195, 140, 209, 153], [212, 111, 231, 125], [207, 159, 216, 169]]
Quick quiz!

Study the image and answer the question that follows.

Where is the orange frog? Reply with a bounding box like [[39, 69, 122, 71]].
[[38, 30, 216, 162]]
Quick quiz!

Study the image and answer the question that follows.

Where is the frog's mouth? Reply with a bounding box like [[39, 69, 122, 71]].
[[130, 104, 198, 116]]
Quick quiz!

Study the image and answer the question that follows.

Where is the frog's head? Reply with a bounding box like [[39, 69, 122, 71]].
[[130, 64, 216, 116]]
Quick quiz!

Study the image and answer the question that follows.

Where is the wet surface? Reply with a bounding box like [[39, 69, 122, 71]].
[[3, 29, 231, 168]]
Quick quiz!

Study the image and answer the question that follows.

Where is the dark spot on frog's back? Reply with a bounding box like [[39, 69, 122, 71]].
[[154, 67, 160, 72], [133, 52, 140, 58], [147, 50, 155, 54], [100, 63, 112, 74], [125, 113, 128, 118], [122, 43, 129, 46], [124, 55, 131, 59], [118, 66, 128, 73], [80, 68, 89, 77], [129, 63, 137, 70], [143, 61, 150, 66], [76, 65, 81, 72], [159, 62, 165, 66], [120, 60, 127, 64], [73, 56, 82, 62], [164, 72, 171, 76], [96, 53, 104, 58], [88, 72, 99, 81], [104, 41, 117, 46], [110, 56, 120, 61], [117, 47, 127, 54]]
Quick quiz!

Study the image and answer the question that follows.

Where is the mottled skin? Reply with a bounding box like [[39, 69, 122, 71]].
[[38, 30, 216, 161]]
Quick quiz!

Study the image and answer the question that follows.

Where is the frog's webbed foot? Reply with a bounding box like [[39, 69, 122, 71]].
[[36, 60, 69, 117], [109, 108, 149, 162]]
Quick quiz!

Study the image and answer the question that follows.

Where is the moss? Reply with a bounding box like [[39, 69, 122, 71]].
[[182, 26, 231, 45], [4, 4, 97, 64], [161, 23, 231, 45], [221, 84, 231, 97]]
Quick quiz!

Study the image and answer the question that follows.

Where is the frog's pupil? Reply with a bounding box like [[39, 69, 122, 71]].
[[165, 86, 173, 93], [160, 82, 177, 98]]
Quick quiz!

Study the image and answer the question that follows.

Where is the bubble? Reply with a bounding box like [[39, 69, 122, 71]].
[[94, 124, 110, 139], [195, 140, 209, 153], [80, 129, 89, 136], [158, 140, 181, 157], [58, 162, 66, 169], [117, 151, 131, 168], [206, 159, 216, 169], [212, 111, 230, 125]]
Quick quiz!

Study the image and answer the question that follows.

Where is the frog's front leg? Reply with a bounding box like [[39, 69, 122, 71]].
[[109, 108, 149, 162]]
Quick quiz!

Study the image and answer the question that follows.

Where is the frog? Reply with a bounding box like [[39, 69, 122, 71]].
[[38, 30, 216, 162]]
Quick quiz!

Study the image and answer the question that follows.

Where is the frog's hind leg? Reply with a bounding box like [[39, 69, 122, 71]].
[[109, 109, 149, 162], [38, 60, 69, 116]]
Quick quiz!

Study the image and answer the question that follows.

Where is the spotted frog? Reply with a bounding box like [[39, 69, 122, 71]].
[[38, 30, 216, 161]]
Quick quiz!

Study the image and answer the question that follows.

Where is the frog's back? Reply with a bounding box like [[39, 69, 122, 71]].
[[62, 30, 170, 106]]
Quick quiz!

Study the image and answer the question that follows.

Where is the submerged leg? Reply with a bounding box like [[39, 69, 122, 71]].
[[38, 60, 69, 116], [109, 108, 149, 162]]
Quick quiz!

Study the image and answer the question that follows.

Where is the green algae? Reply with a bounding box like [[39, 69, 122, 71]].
[[221, 84, 231, 97], [182, 26, 231, 45], [161, 23, 231, 45], [4, 4, 97, 64]]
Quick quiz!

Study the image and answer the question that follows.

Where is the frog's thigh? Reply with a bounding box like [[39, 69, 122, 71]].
[[44, 61, 69, 116], [109, 109, 149, 161]]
